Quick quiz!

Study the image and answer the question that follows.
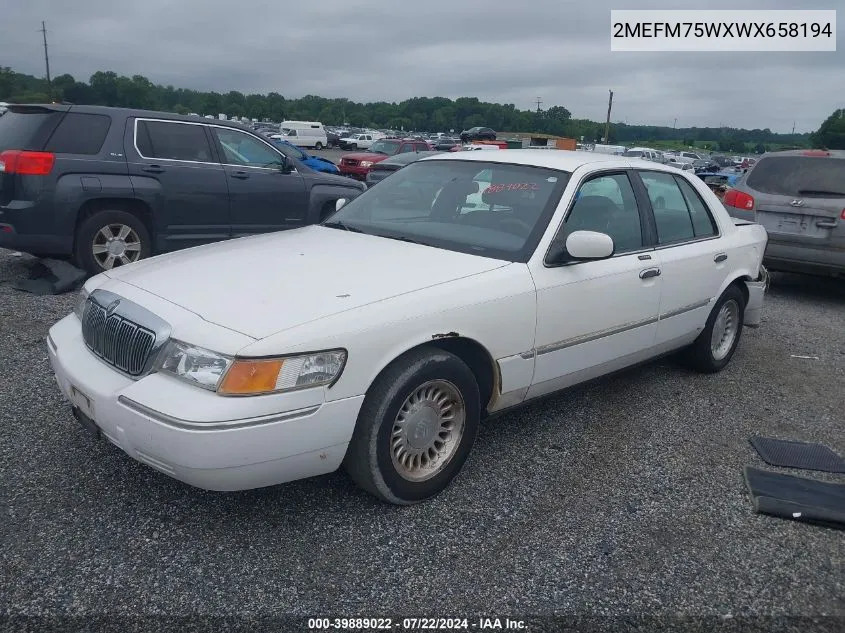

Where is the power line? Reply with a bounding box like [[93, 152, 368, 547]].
[[39, 20, 52, 100]]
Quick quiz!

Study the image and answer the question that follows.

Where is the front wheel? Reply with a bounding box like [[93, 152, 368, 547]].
[[343, 348, 480, 505], [682, 285, 745, 373]]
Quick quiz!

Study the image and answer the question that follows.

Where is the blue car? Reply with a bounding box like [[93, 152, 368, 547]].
[[271, 139, 339, 174]]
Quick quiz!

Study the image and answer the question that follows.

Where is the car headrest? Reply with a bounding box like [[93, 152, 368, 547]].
[[568, 195, 617, 226]]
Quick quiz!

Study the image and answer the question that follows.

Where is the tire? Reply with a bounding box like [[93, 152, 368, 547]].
[[314, 142, 324, 150], [682, 284, 745, 373], [343, 348, 481, 505], [74, 209, 152, 276], [350, 143, 357, 150]]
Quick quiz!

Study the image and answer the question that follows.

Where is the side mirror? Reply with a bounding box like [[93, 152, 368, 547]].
[[278, 156, 294, 174], [335, 198, 347, 212], [547, 230, 615, 264]]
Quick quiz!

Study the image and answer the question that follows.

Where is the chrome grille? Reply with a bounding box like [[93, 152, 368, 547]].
[[82, 299, 157, 376]]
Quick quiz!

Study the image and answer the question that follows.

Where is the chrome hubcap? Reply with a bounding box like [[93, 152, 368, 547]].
[[710, 299, 740, 361], [390, 380, 465, 482], [92, 224, 142, 270]]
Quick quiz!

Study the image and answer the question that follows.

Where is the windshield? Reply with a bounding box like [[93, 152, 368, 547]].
[[368, 140, 402, 155], [324, 160, 569, 262], [624, 150, 643, 157], [746, 156, 845, 197]]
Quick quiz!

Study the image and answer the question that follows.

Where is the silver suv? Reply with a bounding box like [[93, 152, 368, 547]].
[[723, 149, 845, 277]]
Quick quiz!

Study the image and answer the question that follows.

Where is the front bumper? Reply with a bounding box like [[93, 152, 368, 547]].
[[46, 314, 365, 491], [338, 165, 368, 180]]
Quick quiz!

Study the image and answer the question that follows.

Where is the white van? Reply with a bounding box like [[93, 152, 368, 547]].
[[278, 121, 328, 149]]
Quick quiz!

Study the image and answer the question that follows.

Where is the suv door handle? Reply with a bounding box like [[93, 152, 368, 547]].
[[639, 267, 661, 279], [714, 253, 728, 263], [141, 165, 165, 174], [231, 170, 250, 179]]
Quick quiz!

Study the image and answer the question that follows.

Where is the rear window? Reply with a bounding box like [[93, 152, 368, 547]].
[[44, 113, 112, 155], [0, 108, 63, 152], [746, 156, 845, 197]]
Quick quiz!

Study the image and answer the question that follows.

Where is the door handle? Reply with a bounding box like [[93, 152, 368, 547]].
[[714, 253, 728, 263], [231, 170, 250, 179], [141, 165, 165, 174], [639, 267, 661, 279]]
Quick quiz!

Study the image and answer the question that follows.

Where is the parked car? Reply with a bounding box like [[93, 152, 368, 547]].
[[326, 130, 341, 148], [0, 104, 365, 274], [722, 149, 845, 277], [278, 121, 328, 149], [623, 147, 664, 163], [338, 133, 378, 150], [433, 137, 462, 151], [270, 139, 339, 174], [47, 150, 768, 504], [338, 138, 432, 180], [365, 150, 442, 186], [674, 151, 703, 165], [459, 127, 496, 143]]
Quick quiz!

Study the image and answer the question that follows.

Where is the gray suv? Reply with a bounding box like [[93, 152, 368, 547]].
[[723, 149, 845, 277], [0, 104, 365, 274]]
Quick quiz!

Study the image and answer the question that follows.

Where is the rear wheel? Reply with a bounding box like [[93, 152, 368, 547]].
[[314, 142, 324, 150], [343, 348, 480, 505], [350, 143, 357, 150], [74, 210, 151, 276], [682, 285, 745, 373]]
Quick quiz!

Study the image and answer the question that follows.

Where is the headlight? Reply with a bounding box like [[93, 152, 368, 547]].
[[73, 288, 90, 321], [218, 349, 347, 396], [359, 161, 374, 168], [155, 340, 233, 391]]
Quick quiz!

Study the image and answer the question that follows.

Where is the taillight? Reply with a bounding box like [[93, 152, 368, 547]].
[[724, 189, 755, 211], [840, 208, 845, 220], [0, 150, 56, 176]]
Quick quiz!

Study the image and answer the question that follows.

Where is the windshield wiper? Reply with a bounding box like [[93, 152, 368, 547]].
[[797, 189, 845, 197], [322, 221, 364, 233]]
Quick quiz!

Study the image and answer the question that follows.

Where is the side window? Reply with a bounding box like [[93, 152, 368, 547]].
[[640, 171, 695, 244], [213, 128, 283, 168], [565, 173, 643, 252], [399, 144, 416, 153], [288, 130, 298, 137], [45, 113, 111, 155], [675, 176, 717, 237], [416, 143, 429, 152], [136, 120, 212, 162]]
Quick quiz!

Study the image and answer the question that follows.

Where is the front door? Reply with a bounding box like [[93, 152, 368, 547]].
[[210, 127, 308, 237], [528, 171, 662, 399], [125, 118, 230, 252]]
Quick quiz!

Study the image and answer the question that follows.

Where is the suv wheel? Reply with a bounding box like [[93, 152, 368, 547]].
[[75, 210, 151, 275]]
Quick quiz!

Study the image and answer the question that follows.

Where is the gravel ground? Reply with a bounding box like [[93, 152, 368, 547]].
[[1, 247, 843, 631]]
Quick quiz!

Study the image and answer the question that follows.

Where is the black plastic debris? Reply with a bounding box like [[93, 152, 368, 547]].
[[11, 258, 87, 295], [750, 436, 845, 473], [744, 466, 845, 531]]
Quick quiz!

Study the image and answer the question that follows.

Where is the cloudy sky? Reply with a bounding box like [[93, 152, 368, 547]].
[[1, 0, 840, 133]]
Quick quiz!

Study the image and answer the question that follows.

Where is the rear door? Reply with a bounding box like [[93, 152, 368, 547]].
[[744, 154, 845, 254], [126, 118, 230, 252], [209, 126, 308, 236]]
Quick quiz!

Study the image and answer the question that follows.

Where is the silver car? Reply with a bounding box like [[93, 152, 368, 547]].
[[723, 149, 845, 276]]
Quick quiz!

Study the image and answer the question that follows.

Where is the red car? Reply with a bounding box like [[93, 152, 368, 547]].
[[339, 138, 432, 180]]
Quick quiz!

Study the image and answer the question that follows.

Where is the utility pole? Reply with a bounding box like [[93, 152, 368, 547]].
[[535, 97, 543, 113], [40, 21, 52, 100], [603, 90, 613, 144], [792, 121, 795, 134], [673, 117, 677, 130]]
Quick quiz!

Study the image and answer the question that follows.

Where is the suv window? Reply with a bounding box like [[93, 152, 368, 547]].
[[213, 128, 283, 167], [565, 173, 643, 252], [0, 108, 63, 152], [45, 113, 111, 155], [400, 143, 416, 154], [746, 156, 845, 197], [136, 120, 213, 162], [640, 171, 699, 244]]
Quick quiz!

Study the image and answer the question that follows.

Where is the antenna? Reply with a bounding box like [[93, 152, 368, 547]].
[[40, 21, 52, 100]]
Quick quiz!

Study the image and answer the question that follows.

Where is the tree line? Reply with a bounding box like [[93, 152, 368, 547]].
[[2, 67, 829, 151]]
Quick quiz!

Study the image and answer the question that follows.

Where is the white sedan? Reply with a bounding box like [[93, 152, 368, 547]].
[[47, 151, 769, 504]]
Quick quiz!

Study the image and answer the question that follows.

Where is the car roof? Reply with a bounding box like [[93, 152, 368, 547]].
[[13, 103, 258, 133], [418, 149, 678, 173]]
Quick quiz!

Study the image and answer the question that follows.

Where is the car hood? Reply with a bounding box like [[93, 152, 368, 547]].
[[342, 152, 390, 162], [101, 226, 509, 340]]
